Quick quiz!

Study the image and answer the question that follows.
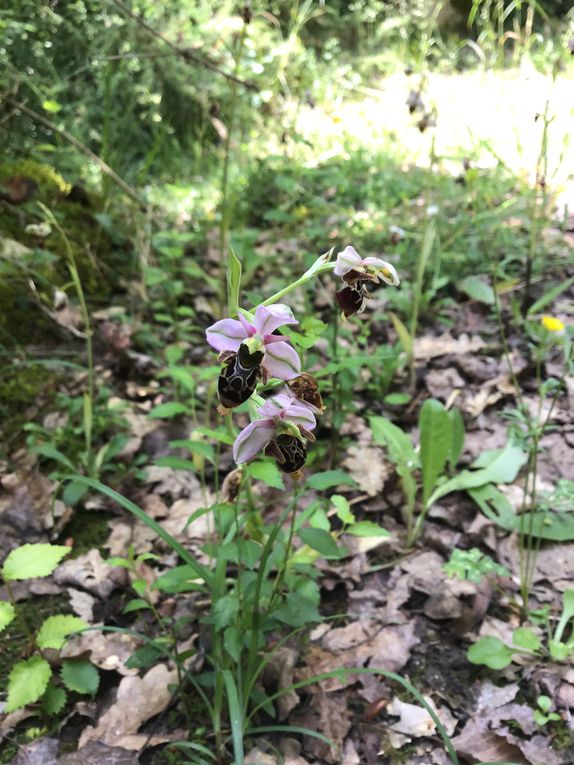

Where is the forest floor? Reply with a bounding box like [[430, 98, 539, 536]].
[[1, 60, 574, 765]]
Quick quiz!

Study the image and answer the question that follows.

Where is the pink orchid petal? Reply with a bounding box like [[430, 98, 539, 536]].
[[259, 394, 293, 417], [334, 245, 362, 277], [263, 341, 301, 380], [284, 403, 316, 430], [233, 419, 275, 464], [263, 333, 289, 345], [362, 257, 400, 286], [254, 304, 298, 335], [238, 313, 256, 335], [206, 318, 248, 352]]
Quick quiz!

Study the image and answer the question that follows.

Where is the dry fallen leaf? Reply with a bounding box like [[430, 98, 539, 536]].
[[57, 741, 139, 764], [78, 663, 178, 750], [62, 629, 141, 676], [9, 736, 58, 765], [55, 549, 128, 599], [342, 444, 390, 497], [414, 333, 485, 360]]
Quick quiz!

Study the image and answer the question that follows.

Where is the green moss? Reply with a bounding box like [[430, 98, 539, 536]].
[[59, 508, 114, 556]]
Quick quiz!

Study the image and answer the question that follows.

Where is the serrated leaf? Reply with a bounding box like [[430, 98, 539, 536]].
[[345, 521, 390, 537], [224, 625, 243, 663], [298, 528, 342, 558], [420, 399, 452, 504], [306, 470, 357, 491], [41, 682, 67, 715], [6, 656, 52, 712], [37, 615, 87, 649], [0, 601, 16, 633], [148, 402, 189, 419], [61, 659, 99, 695], [273, 592, 321, 627], [246, 460, 284, 489], [467, 636, 513, 669], [2, 543, 70, 581]]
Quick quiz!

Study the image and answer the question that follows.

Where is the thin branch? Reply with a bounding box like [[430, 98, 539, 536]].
[[5, 98, 144, 206], [110, 0, 258, 91]]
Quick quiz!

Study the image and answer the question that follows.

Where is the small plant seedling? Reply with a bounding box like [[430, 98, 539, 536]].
[[444, 548, 509, 584], [468, 590, 574, 669], [533, 695, 561, 726], [1, 543, 99, 713]]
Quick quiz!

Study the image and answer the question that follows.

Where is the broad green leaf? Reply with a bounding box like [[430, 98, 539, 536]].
[[548, 640, 571, 661], [345, 521, 390, 538], [227, 247, 242, 318], [152, 565, 203, 594], [331, 495, 354, 525], [148, 402, 189, 419], [467, 636, 513, 669], [428, 442, 526, 506], [419, 399, 452, 504], [448, 407, 465, 468], [247, 460, 285, 490], [370, 416, 417, 469], [41, 682, 67, 715], [224, 625, 243, 664], [0, 601, 16, 633], [306, 470, 357, 491], [61, 659, 100, 695], [460, 275, 495, 305], [213, 594, 240, 631], [219, 540, 262, 569], [512, 627, 541, 652], [6, 656, 52, 712], [2, 543, 70, 581], [123, 599, 152, 614], [154, 456, 197, 471], [31, 443, 76, 471], [195, 427, 235, 446], [273, 591, 321, 627], [298, 528, 342, 559], [37, 615, 87, 649], [384, 392, 411, 406]]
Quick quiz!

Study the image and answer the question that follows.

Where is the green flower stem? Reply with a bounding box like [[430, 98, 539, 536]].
[[258, 260, 335, 308]]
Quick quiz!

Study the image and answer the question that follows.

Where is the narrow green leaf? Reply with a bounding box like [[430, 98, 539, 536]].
[[389, 311, 413, 358], [31, 443, 76, 471], [223, 670, 244, 765], [420, 399, 452, 504], [148, 402, 189, 419], [37, 615, 87, 649], [227, 247, 242, 318], [306, 470, 357, 491], [527, 275, 574, 316], [2, 543, 70, 581], [345, 521, 390, 538], [448, 407, 465, 468], [6, 656, 52, 712]]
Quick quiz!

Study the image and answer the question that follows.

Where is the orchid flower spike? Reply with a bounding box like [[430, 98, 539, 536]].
[[334, 245, 400, 287], [206, 303, 301, 382], [334, 246, 399, 318], [233, 394, 316, 475]]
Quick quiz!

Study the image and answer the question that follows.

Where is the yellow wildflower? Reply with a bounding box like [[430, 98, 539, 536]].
[[541, 315, 565, 333]]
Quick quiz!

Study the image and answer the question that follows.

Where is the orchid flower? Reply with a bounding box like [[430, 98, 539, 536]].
[[334, 245, 399, 317], [233, 394, 316, 472], [334, 245, 400, 287], [206, 303, 301, 381]]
